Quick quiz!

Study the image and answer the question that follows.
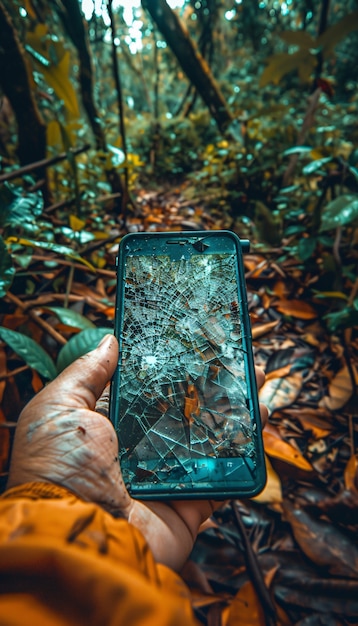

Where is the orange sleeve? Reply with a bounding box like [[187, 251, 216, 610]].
[[0, 483, 198, 626]]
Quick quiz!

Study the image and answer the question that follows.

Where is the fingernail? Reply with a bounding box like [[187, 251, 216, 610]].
[[97, 334, 113, 349]]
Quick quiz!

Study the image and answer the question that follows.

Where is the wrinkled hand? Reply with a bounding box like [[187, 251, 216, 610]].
[[7, 335, 268, 571]]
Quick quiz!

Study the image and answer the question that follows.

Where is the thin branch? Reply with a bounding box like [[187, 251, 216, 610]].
[[5, 292, 67, 345], [231, 501, 276, 626], [0, 144, 90, 183]]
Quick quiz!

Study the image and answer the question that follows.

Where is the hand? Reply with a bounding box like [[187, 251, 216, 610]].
[[7, 335, 268, 571]]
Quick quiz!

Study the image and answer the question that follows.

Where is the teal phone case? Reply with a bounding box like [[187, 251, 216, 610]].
[[110, 231, 266, 499]]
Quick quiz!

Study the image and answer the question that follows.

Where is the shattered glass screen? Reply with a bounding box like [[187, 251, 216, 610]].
[[117, 252, 258, 494]]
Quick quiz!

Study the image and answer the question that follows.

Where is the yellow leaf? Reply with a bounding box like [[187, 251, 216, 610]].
[[224, 582, 266, 626], [43, 51, 79, 118], [344, 455, 358, 492], [93, 231, 111, 240], [26, 25, 80, 119], [69, 215, 86, 231], [310, 148, 326, 160], [260, 50, 317, 87], [23, 0, 37, 20], [317, 11, 358, 59], [46, 120, 62, 152], [90, 253, 107, 269], [6, 237, 94, 271], [279, 30, 315, 49], [263, 424, 313, 471], [252, 454, 282, 504]]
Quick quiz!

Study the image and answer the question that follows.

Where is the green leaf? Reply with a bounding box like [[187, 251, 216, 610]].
[[0, 184, 43, 229], [56, 327, 113, 373], [0, 327, 57, 380], [284, 225, 306, 236], [302, 157, 332, 175], [297, 237, 317, 261], [282, 146, 312, 157], [0, 236, 15, 297], [60, 226, 96, 244], [45, 307, 95, 330], [348, 165, 358, 183], [325, 307, 358, 332], [320, 194, 358, 232], [108, 144, 126, 166]]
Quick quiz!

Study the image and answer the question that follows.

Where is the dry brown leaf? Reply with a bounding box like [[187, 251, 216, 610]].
[[0, 381, 5, 405], [223, 582, 266, 626], [272, 280, 290, 298], [344, 455, 358, 492], [319, 364, 358, 410], [31, 370, 44, 394], [252, 320, 279, 339], [283, 501, 358, 578], [244, 255, 267, 274], [181, 560, 215, 595], [252, 454, 283, 504], [259, 371, 303, 414], [265, 365, 292, 381], [290, 407, 334, 438], [263, 424, 313, 471], [275, 299, 317, 319]]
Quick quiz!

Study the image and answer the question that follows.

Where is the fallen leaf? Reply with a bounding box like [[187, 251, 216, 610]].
[[259, 371, 303, 414], [275, 299, 317, 319], [344, 455, 358, 493], [265, 365, 292, 381], [31, 370, 44, 393], [283, 501, 358, 578], [290, 407, 334, 438], [252, 454, 283, 504], [251, 320, 279, 339], [223, 581, 266, 626], [263, 424, 313, 471], [319, 364, 358, 410]]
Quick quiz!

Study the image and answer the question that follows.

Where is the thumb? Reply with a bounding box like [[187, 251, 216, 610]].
[[39, 334, 118, 411]]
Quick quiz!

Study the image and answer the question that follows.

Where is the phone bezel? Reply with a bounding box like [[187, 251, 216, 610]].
[[110, 230, 266, 499]]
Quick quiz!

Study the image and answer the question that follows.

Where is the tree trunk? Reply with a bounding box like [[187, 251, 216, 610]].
[[55, 0, 124, 202], [0, 2, 47, 174], [142, 0, 233, 133]]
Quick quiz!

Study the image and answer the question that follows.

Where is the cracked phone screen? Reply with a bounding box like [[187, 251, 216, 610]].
[[117, 252, 257, 493]]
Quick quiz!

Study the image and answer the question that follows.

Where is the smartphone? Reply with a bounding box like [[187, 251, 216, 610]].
[[110, 230, 266, 500]]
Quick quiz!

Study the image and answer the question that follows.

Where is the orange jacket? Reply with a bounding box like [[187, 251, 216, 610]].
[[0, 483, 198, 626]]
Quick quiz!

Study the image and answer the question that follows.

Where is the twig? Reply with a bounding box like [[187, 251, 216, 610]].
[[64, 264, 75, 309], [5, 292, 67, 345], [0, 364, 29, 381], [231, 501, 276, 626], [19, 255, 116, 277], [0, 144, 90, 183], [43, 197, 76, 214], [332, 226, 342, 267]]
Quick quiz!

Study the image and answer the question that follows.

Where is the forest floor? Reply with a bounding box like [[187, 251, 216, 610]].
[[1, 184, 358, 626]]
